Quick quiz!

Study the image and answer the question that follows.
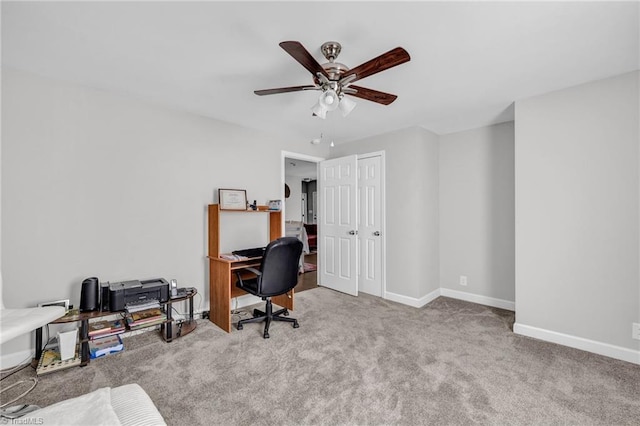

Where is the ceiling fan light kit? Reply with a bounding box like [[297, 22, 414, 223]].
[[255, 40, 410, 120], [311, 101, 328, 119], [320, 90, 338, 108], [338, 95, 357, 117], [310, 132, 324, 145]]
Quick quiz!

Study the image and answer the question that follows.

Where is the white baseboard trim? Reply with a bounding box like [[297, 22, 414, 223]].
[[383, 288, 514, 310], [385, 288, 441, 308], [514, 323, 640, 365], [440, 288, 515, 311]]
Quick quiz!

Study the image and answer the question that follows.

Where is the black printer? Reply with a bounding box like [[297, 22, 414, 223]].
[[108, 278, 169, 312]]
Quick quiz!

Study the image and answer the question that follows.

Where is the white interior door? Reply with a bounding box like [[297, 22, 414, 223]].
[[358, 155, 383, 297], [301, 193, 307, 223], [319, 155, 358, 296], [312, 191, 318, 224]]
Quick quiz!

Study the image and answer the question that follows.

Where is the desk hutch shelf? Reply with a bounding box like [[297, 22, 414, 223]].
[[207, 204, 293, 332]]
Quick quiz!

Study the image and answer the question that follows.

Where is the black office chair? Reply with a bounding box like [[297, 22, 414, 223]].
[[235, 237, 303, 338]]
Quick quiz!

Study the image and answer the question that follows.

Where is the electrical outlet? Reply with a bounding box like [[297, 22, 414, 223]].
[[632, 323, 640, 340], [459, 275, 468, 286]]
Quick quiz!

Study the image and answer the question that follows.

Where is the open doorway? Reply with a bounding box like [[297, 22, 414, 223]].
[[282, 151, 323, 293]]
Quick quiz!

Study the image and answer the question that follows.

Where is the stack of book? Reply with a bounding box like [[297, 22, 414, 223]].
[[89, 335, 124, 359], [125, 307, 166, 330], [88, 319, 126, 339], [36, 348, 81, 374]]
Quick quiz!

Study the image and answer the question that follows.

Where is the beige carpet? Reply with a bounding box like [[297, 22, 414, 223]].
[[3, 287, 640, 425]]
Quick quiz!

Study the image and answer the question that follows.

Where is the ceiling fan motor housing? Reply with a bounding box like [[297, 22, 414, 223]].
[[320, 41, 349, 81], [322, 62, 349, 80]]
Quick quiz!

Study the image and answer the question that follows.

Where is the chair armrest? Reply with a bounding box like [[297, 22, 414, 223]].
[[234, 267, 262, 288], [242, 267, 262, 276]]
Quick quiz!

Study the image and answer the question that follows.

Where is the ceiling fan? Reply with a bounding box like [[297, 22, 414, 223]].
[[254, 41, 411, 118]]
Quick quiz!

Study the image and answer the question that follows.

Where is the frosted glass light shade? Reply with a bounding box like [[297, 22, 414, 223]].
[[339, 96, 356, 117], [319, 89, 339, 111], [311, 101, 327, 119]]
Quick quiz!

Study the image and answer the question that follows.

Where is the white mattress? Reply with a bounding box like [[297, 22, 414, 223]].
[[23, 384, 166, 426], [111, 384, 166, 426], [0, 306, 66, 345]]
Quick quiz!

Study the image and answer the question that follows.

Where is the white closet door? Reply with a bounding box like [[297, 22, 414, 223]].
[[358, 155, 383, 297]]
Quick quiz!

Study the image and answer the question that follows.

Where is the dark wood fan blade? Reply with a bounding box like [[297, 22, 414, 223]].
[[348, 85, 398, 105], [279, 41, 330, 79], [341, 47, 410, 83], [254, 85, 317, 96]]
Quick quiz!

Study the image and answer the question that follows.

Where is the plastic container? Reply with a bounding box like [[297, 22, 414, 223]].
[[57, 329, 78, 360]]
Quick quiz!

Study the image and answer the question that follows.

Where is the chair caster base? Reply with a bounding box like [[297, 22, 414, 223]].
[[236, 298, 299, 337]]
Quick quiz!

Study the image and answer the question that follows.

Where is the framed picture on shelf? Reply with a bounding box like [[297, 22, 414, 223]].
[[218, 189, 247, 210], [268, 200, 282, 211]]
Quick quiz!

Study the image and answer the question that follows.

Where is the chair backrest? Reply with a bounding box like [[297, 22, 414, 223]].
[[257, 237, 303, 297]]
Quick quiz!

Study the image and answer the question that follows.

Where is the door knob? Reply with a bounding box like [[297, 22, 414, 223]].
[[348, 230, 358, 235], [373, 231, 381, 236]]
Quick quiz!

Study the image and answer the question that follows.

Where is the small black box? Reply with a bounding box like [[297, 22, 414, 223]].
[[100, 283, 110, 311], [80, 277, 99, 312]]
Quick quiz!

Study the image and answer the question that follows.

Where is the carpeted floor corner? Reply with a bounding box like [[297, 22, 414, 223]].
[[3, 287, 640, 425]]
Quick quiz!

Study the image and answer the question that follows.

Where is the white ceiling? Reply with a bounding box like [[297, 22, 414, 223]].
[[2, 1, 638, 144]]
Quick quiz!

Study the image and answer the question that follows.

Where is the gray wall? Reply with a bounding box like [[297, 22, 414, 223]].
[[331, 127, 440, 300], [439, 122, 515, 303], [1, 69, 326, 337], [514, 71, 639, 353], [4, 67, 637, 364]]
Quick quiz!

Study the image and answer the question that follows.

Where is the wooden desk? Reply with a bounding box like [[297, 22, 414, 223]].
[[207, 204, 293, 332], [208, 256, 294, 332]]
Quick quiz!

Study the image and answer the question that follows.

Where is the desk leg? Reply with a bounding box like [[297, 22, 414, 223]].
[[80, 319, 89, 366], [34, 327, 43, 364], [165, 302, 173, 342], [273, 289, 294, 311], [188, 295, 194, 322], [210, 259, 232, 332]]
